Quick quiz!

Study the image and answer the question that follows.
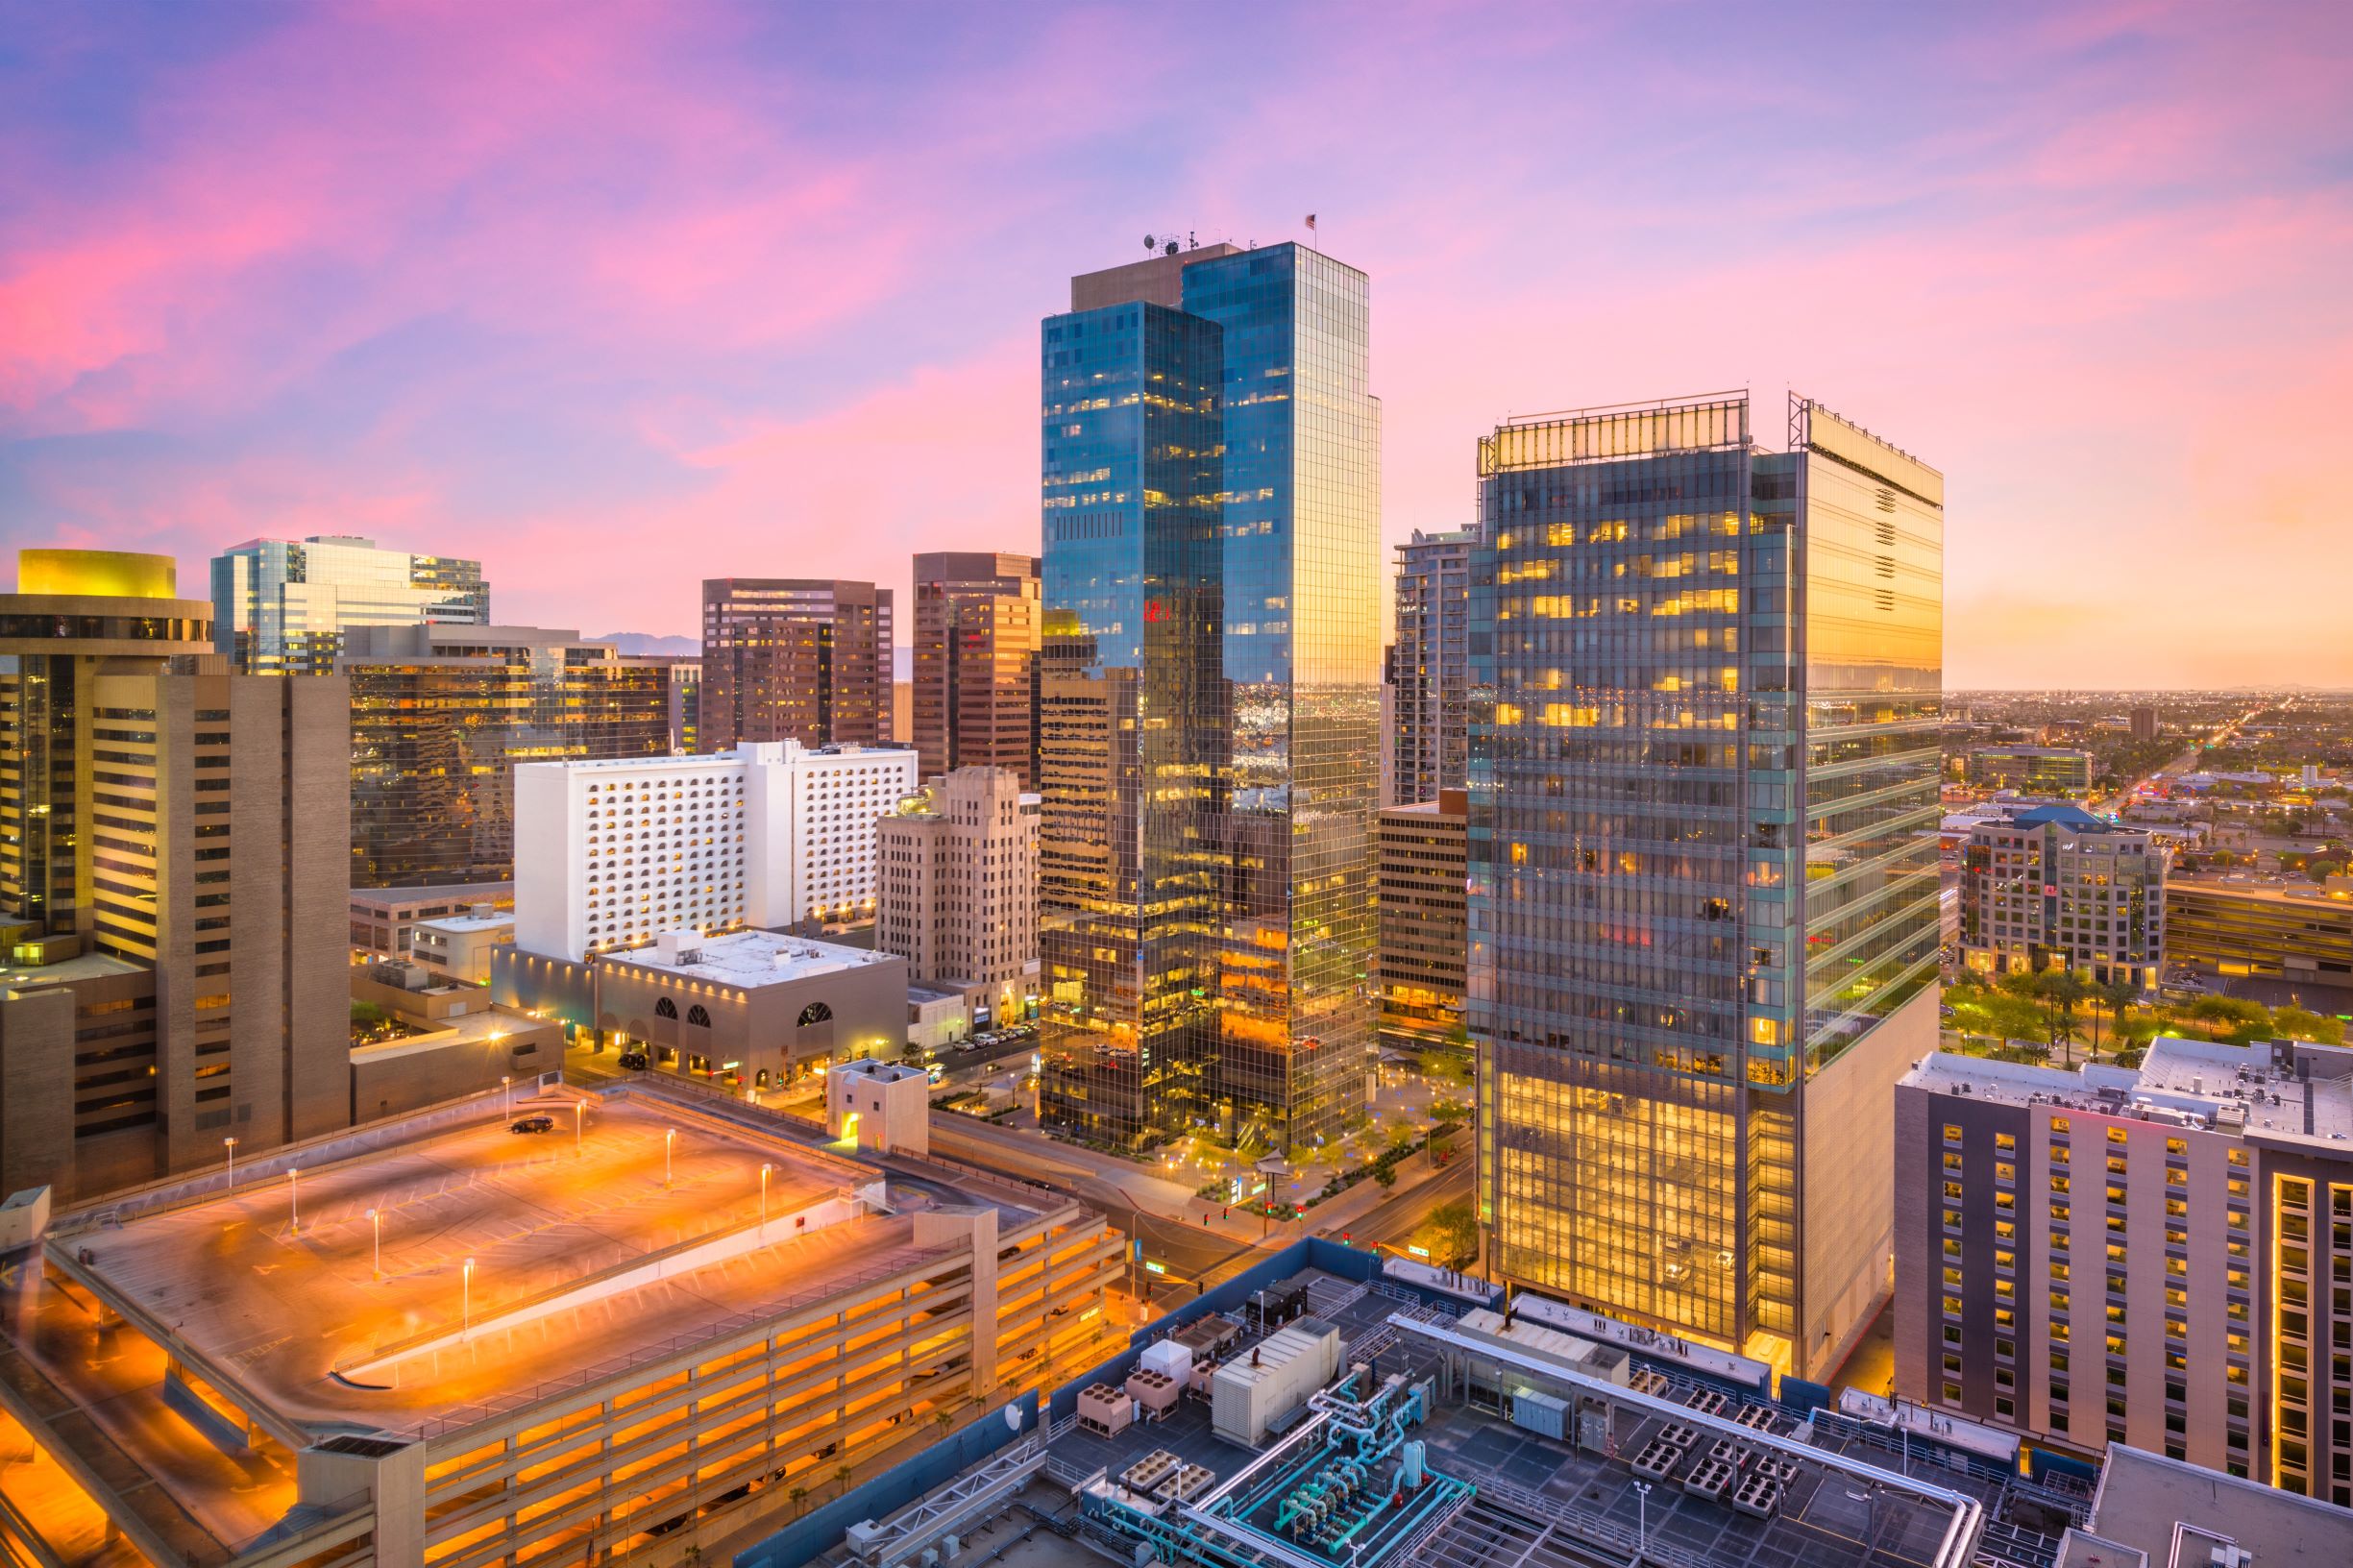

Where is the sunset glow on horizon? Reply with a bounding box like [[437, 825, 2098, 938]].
[[3, 0, 2348, 686]]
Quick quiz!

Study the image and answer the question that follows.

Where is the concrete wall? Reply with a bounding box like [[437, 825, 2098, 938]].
[[349, 1014, 564, 1125], [1800, 985, 1935, 1382]]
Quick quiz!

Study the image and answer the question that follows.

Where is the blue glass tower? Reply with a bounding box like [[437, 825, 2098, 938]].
[[1180, 244, 1383, 1152], [1037, 241, 1383, 1153], [1036, 287, 1226, 1145]]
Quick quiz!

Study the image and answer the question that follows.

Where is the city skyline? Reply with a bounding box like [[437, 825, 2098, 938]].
[[5, 2, 2350, 688]]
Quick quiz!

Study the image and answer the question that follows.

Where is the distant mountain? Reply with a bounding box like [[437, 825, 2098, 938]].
[[595, 632, 699, 656]]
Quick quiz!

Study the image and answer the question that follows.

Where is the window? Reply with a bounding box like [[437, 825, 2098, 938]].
[[687, 1004, 711, 1027], [655, 997, 678, 1019], [797, 1001, 833, 1028]]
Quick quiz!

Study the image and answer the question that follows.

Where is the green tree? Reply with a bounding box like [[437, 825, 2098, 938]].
[[833, 1464, 853, 1500], [1372, 1163, 1397, 1189], [787, 1485, 807, 1515], [1428, 1199, 1480, 1268], [2273, 1007, 2345, 1046]]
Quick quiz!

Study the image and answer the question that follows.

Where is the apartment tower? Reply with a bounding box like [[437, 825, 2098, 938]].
[[700, 578, 892, 752], [1469, 392, 1945, 1380], [911, 551, 1042, 788]]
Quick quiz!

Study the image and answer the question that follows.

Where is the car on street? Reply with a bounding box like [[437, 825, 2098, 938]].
[[618, 1051, 648, 1070], [509, 1115, 555, 1134]]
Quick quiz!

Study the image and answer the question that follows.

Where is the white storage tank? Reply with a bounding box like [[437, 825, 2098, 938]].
[[1210, 1317, 1340, 1447]]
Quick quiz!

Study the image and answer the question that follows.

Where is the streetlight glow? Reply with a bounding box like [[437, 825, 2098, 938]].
[[573, 1098, 585, 1155], [287, 1166, 301, 1234], [665, 1128, 676, 1188], [760, 1163, 772, 1238], [463, 1257, 476, 1335], [368, 1208, 381, 1279], [223, 1136, 237, 1188]]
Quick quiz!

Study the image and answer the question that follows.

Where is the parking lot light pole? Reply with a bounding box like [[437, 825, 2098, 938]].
[[287, 1167, 301, 1234], [760, 1164, 772, 1239], [1633, 1479, 1651, 1560], [368, 1209, 381, 1279], [574, 1099, 585, 1156], [666, 1128, 676, 1188], [463, 1257, 476, 1335]]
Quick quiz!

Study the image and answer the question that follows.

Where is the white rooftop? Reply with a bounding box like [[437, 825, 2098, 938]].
[[416, 912, 514, 934], [1902, 1036, 2353, 1149], [605, 927, 893, 988]]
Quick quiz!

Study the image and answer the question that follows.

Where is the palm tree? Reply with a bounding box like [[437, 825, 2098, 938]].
[[833, 1464, 853, 1502], [787, 1485, 806, 1516]]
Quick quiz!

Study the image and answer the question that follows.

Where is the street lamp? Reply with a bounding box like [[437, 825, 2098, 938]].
[[223, 1136, 237, 1188], [502, 1075, 512, 1117], [759, 1164, 772, 1238], [287, 1167, 301, 1234], [1633, 1480, 1651, 1559], [573, 1099, 585, 1155], [665, 1128, 676, 1188], [367, 1208, 381, 1280], [462, 1257, 476, 1335]]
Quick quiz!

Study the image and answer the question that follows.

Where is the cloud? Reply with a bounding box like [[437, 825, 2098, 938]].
[[0, 0, 2347, 682]]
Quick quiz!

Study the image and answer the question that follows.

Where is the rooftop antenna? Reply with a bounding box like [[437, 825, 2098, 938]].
[[1142, 230, 1193, 257]]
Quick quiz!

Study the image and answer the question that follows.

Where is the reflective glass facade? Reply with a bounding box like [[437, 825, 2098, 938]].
[[1183, 245, 1383, 1151], [1036, 245, 1383, 1154], [1469, 393, 1942, 1376], [345, 629, 670, 888], [1036, 302, 1225, 1145], [210, 535, 488, 674]]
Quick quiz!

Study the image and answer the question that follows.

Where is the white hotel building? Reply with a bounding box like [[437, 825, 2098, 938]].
[[514, 740, 919, 962]]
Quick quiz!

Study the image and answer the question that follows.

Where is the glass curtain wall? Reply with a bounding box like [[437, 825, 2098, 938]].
[[1036, 302, 1225, 1147], [1182, 245, 1382, 1152]]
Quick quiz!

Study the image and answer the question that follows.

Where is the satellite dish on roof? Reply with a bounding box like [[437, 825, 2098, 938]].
[[1143, 233, 1158, 252]]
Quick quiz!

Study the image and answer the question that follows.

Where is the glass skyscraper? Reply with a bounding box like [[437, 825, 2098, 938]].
[[1468, 392, 1943, 1380], [1036, 289, 1225, 1145], [1183, 244, 1383, 1151], [210, 534, 489, 674], [1037, 241, 1382, 1154]]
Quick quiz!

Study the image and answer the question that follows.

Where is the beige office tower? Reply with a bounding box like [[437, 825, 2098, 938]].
[[877, 767, 1041, 1024], [911, 551, 1042, 788], [0, 551, 352, 1201]]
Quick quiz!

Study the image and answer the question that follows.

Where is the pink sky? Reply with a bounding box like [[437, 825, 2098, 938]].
[[3, 1, 2348, 686]]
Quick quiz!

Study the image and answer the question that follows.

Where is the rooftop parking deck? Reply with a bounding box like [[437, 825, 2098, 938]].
[[48, 1092, 960, 1433]]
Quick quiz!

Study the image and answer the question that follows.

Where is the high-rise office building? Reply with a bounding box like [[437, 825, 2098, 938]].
[[1896, 1036, 2353, 1498], [621, 655, 701, 753], [1469, 392, 1944, 1380], [1036, 239, 1382, 1151], [877, 767, 1041, 1022], [1959, 803, 2166, 990], [2130, 703, 2160, 744], [1392, 527, 1480, 806], [342, 625, 670, 888], [210, 534, 489, 674], [911, 551, 1042, 788], [1376, 789, 1468, 1055], [700, 579, 892, 752], [1036, 251, 1230, 1146], [1187, 242, 1384, 1150], [0, 551, 350, 1201]]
